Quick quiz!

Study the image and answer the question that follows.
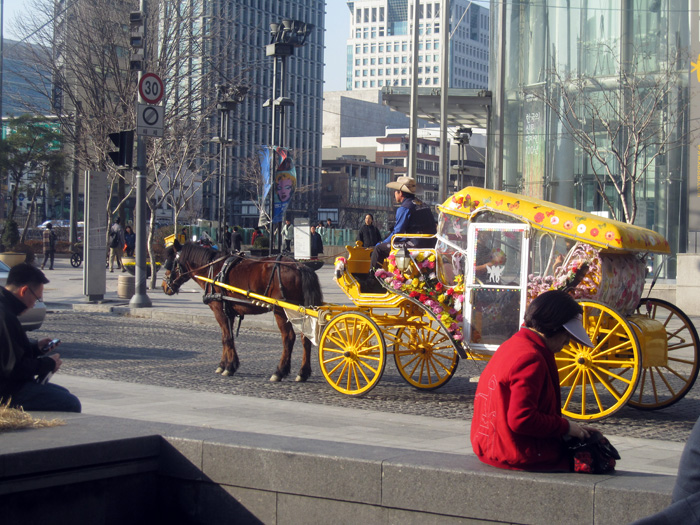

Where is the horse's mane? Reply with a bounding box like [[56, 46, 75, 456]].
[[179, 242, 221, 268]]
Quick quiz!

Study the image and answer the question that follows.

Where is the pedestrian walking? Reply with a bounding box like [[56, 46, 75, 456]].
[[109, 217, 126, 272], [41, 223, 57, 270]]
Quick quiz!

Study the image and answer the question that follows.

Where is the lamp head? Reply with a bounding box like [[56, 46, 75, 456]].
[[394, 245, 412, 272]]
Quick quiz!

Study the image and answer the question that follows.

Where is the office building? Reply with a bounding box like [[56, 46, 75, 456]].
[[179, 0, 325, 227], [346, 0, 488, 90], [489, 0, 694, 276]]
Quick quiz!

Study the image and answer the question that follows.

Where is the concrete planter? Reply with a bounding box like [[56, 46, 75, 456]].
[[0, 252, 27, 267]]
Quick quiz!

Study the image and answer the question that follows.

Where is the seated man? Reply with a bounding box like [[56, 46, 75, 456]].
[[0, 263, 81, 412], [371, 176, 437, 270]]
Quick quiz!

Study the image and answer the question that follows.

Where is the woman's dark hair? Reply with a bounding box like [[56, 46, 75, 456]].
[[524, 290, 582, 338]]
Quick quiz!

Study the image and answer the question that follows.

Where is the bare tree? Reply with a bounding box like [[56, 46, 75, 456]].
[[526, 42, 692, 224]]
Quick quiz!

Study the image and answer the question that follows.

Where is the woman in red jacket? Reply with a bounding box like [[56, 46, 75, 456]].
[[471, 290, 597, 471]]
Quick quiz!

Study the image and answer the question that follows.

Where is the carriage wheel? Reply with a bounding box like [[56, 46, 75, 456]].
[[70, 253, 82, 268], [629, 298, 700, 410], [318, 312, 386, 396], [392, 317, 459, 390], [556, 300, 641, 421]]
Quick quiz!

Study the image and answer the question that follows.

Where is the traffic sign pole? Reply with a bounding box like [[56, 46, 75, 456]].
[[130, 0, 152, 309]]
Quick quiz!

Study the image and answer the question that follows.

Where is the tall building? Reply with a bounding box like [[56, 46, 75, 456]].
[[203, 0, 325, 227], [489, 0, 692, 277], [346, 0, 488, 90], [2, 39, 51, 117]]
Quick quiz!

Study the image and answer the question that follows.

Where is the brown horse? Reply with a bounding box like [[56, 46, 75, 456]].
[[162, 241, 323, 382]]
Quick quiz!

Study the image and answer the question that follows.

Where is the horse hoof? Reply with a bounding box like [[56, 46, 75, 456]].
[[215, 367, 223, 374], [295, 375, 306, 382], [269, 374, 282, 382], [222, 370, 231, 376]]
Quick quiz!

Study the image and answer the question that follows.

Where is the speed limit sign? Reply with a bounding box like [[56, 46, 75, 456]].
[[138, 73, 164, 105]]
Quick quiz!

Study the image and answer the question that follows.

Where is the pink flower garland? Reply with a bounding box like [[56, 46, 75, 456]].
[[375, 251, 465, 341]]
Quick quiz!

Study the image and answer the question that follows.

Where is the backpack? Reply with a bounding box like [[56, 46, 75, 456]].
[[109, 231, 119, 248]]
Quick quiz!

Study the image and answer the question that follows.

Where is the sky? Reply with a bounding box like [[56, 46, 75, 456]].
[[1, 0, 352, 92]]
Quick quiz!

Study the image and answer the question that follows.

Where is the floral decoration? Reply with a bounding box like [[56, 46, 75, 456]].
[[527, 243, 602, 304], [374, 251, 466, 341]]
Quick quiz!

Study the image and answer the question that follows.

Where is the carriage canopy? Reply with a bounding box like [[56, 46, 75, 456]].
[[438, 187, 670, 254]]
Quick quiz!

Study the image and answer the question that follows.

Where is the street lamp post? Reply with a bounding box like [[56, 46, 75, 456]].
[[264, 19, 313, 255], [455, 127, 472, 190], [213, 84, 247, 252]]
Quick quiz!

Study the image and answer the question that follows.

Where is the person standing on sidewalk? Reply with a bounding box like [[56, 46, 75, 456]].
[[282, 219, 294, 253], [109, 217, 126, 272], [310, 225, 323, 260], [0, 263, 81, 412], [231, 226, 243, 252], [124, 225, 136, 257], [357, 213, 382, 248], [41, 222, 57, 270]]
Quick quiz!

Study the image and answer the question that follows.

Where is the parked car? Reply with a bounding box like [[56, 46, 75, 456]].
[[0, 260, 46, 331], [37, 220, 70, 229]]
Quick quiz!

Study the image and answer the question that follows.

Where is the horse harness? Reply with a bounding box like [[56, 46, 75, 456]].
[[202, 253, 290, 337]]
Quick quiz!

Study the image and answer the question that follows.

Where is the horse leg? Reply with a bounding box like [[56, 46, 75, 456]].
[[270, 309, 294, 382], [210, 301, 239, 376], [295, 334, 312, 382]]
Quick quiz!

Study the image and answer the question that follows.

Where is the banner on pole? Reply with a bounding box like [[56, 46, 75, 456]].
[[273, 147, 296, 223], [258, 146, 296, 225]]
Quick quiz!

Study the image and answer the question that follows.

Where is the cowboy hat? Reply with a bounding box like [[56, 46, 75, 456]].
[[386, 176, 417, 194]]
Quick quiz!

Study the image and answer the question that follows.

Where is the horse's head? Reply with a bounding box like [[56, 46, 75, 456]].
[[162, 240, 189, 295]]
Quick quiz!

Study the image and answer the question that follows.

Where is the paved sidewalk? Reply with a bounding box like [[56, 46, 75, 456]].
[[37, 258, 688, 478]]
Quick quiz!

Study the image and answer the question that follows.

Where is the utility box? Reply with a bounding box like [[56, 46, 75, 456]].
[[294, 217, 310, 258]]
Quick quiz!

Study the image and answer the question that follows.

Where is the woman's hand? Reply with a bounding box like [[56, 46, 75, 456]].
[[567, 421, 591, 440]]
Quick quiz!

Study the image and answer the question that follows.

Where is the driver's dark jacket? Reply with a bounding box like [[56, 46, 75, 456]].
[[0, 287, 54, 399]]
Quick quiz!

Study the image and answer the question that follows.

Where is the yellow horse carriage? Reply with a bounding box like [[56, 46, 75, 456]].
[[320, 187, 698, 421]]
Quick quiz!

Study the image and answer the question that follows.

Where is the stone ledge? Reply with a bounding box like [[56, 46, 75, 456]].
[[0, 415, 674, 524]]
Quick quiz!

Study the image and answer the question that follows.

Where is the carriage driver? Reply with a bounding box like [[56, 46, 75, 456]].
[[370, 176, 437, 270]]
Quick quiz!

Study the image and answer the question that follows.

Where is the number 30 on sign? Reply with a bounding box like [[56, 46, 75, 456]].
[[139, 73, 164, 105]]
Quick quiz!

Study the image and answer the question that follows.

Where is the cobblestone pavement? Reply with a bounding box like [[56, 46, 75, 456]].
[[45, 310, 700, 442]]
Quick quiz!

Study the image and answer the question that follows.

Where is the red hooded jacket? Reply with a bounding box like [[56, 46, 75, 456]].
[[471, 327, 571, 471]]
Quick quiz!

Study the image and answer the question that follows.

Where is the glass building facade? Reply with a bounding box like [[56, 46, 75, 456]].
[[488, 1, 692, 277]]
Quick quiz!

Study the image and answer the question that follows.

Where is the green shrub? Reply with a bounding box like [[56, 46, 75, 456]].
[[253, 236, 269, 249], [2, 220, 20, 249]]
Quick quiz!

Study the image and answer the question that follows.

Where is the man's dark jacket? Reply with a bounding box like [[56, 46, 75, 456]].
[[0, 287, 54, 398]]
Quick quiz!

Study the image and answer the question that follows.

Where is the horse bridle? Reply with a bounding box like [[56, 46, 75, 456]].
[[163, 252, 187, 294], [163, 252, 230, 294]]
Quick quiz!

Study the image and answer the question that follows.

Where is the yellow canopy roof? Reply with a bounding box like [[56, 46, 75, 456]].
[[438, 187, 670, 254]]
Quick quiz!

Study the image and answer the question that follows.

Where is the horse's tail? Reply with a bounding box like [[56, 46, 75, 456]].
[[299, 264, 323, 307]]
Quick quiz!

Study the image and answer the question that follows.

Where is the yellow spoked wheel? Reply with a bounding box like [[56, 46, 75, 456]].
[[318, 312, 386, 396], [392, 318, 459, 390], [556, 300, 641, 421], [629, 298, 700, 410]]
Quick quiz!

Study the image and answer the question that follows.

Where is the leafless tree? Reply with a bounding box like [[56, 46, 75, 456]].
[[12, 0, 139, 229], [526, 42, 692, 224]]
